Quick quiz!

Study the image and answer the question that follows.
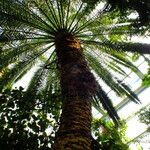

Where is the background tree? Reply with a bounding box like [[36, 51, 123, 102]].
[[83, 0, 150, 26], [0, 0, 150, 149]]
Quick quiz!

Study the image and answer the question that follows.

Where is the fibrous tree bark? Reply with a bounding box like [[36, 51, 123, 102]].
[[52, 29, 98, 150]]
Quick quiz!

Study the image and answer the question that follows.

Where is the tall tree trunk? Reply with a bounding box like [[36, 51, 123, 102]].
[[52, 30, 97, 150]]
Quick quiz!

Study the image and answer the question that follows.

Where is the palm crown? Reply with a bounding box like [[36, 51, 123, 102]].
[[0, 1, 150, 148]]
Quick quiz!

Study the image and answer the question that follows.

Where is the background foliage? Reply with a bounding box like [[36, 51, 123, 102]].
[[139, 105, 150, 131], [92, 119, 129, 150], [0, 88, 133, 149], [0, 88, 60, 149]]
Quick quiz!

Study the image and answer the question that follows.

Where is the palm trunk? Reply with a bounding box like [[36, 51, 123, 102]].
[[52, 30, 97, 150]]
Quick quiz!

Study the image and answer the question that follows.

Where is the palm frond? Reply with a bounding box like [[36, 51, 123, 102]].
[[84, 40, 144, 78], [0, 60, 33, 91], [116, 79, 140, 104], [86, 51, 140, 103], [31, 1, 59, 32], [107, 52, 144, 79], [103, 40, 150, 54], [0, 0, 52, 33], [82, 39, 150, 54], [67, 2, 84, 32], [0, 40, 50, 70], [25, 67, 47, 96], [94, 85, 120, 126]]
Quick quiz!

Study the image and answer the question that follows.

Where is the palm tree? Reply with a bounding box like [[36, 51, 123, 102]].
[[0, 0, 150, 149]]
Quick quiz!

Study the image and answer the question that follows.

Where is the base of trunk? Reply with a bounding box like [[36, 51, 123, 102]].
[[52, 133, 92, 150], [52, 98, 92, 150]]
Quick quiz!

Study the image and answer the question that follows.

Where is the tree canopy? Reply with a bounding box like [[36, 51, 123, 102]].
[[0, 0, 148, 122]]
